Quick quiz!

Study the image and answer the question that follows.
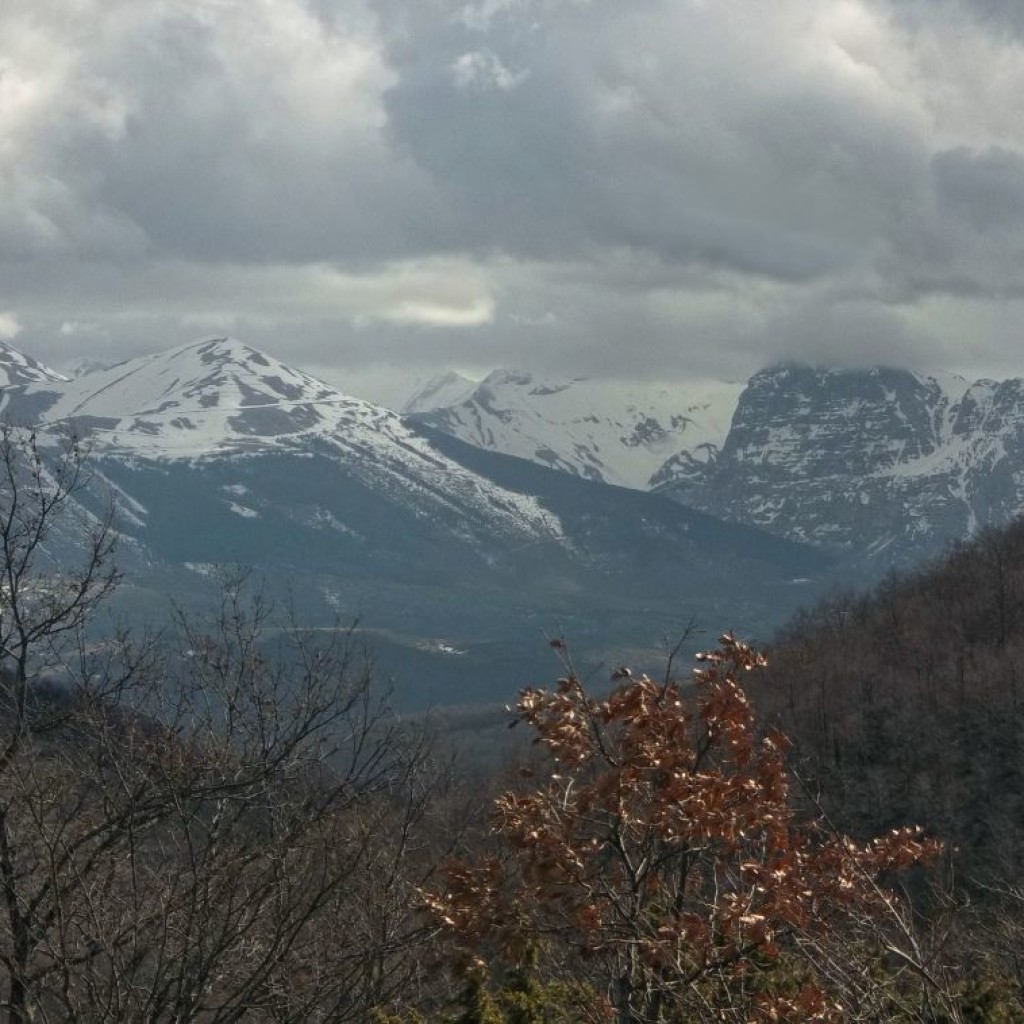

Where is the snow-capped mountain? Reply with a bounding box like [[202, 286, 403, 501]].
[[408, 370, 744, 490], [657, 364, 1024, 561], [7, 337, 372, 458], [0, 341, 67, 387], [411, 360, 1024, 563], [0, 337, 563, 546]]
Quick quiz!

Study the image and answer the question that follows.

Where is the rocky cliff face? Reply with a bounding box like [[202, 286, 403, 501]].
[[658, 364, 1024, 562]]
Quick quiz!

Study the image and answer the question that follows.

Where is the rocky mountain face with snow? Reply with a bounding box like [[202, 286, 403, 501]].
[[411, 362, 1024, 565], [0, 339, 826, 708], [661, 365, 1024, 563], [0, 344, 67, 387]]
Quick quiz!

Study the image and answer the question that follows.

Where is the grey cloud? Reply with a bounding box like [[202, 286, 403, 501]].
[[864, 145, 1024, 302], [6, 254, 998, 395], [2, 0, 450, 267], [6, 0, 1024, 388], [379, 0, 917, 279], [933, 146, 1024, 230], [886, 0, 1024, 38], [752, 300, 938, 371], [97, 39, 439, 261]]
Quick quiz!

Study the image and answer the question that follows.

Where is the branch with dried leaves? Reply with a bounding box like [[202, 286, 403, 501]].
[[425, 634, 943, 1024]]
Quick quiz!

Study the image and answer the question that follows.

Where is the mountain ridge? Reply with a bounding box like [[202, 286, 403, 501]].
[[408, 369, 743, 490], [0, 341, 68, 388]]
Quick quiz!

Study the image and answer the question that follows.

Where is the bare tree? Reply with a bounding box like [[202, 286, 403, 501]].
[[0, 427, 443, 1022], [0, 425, 121, 1023]]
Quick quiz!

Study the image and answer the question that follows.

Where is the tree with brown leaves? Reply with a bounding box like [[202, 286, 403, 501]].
[[425, 635, 943, 1024]]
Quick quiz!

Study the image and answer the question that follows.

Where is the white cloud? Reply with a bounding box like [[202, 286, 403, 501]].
[[451, 49, 527, 91], [381, 297, 495, 326], [0, 312, 21, 341]]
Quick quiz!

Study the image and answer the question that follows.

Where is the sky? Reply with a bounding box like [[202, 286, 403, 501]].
[[3, 0, 1024, 405]]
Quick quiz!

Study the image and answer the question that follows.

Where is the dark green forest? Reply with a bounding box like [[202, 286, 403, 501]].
[[3, 426, 1024, 1022]]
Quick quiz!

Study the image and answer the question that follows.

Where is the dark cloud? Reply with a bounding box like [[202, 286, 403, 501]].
[[886, 0, 1024, 38], [380, 0, 924, 280]]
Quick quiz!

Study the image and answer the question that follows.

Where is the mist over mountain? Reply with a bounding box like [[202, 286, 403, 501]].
[[402, 371, 478, 416]]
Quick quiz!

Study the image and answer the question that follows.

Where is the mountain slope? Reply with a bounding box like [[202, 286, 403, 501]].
[[408, 370, 743, 490], [759, 514, 1024, 880], [80, 428, 830, 709]]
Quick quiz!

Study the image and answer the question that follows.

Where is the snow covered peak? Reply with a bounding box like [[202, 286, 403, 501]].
[[0, 342, 68, 387], [2, 337, 379, 458], [410, 370, 744, 489], [98, 336, 342, 416], [403, 371, 478, 414], [0, 338, 565, 546]]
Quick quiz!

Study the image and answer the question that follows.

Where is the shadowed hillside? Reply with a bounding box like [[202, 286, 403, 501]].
[[757, 517, 1024, 882]]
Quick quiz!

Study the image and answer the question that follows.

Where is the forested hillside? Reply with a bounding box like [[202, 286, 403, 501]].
[[761, 518, 1024, 884]]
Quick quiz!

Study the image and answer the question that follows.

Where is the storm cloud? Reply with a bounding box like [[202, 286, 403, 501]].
[[3, 0, 1024, 398]]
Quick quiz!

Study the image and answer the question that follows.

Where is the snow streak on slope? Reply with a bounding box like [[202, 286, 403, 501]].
[[410, 370, 744, 490]]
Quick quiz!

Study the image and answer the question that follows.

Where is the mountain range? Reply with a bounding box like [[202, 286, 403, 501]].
[[0, 338, 826, 709], [408, 362, 1024, 564], [7, 335, 1022, 706]]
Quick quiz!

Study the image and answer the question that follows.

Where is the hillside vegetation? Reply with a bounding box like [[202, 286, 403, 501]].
[[762, 519, 1024, 884], [3, 423, 1024, 1021]]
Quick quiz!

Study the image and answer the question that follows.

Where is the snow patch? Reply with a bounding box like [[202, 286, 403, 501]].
[[227, 501, 259, 518]]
